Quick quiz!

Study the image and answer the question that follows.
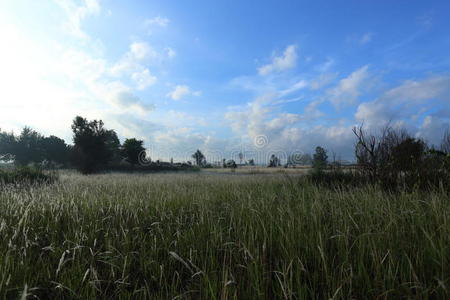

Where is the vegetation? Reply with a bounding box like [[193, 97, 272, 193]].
[[353, 124, 450, 190], [0, 127, 71, 166], [0, 166, 57, 185], [122, 138, 145, 165], [192, 149, 206, 166], [312, 146, 328, 173], [0, 172, 448, 299], [268, 154, 281, 167]]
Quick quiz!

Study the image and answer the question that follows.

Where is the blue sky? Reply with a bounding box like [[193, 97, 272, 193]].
[[0, 0, 449, 162]]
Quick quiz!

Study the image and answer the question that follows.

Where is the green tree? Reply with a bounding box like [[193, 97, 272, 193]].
[[0, 129, 16, 161], [41, 135, 70, 165], [105, 130, 121, 163], [192, 150, 205, 166], [122, 138, 145, 165], [71, 116, 113, 174], [14, 127, 44, 165], [312, 146, 328, 172], [268, 154, 280, 167]]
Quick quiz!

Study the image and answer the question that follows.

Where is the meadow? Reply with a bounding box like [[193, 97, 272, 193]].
[[0, 171, 449, 299]]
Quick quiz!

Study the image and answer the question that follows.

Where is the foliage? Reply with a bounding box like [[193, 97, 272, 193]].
[[0, 129, 15, 161], [71, 116, 116, 174], [0, 166, 57, 185], [104, 130, 122, 163], [122, 138, 145, 165], [353, 124, 450, 190], [13, 127, 45, 165], [0, 128, 71, 166], [312, 146, 328, 172], [192, 149, 205, 166], [41, 135, 71, 166], [268, 154, 280, 167], [223, 159, 237, 168]]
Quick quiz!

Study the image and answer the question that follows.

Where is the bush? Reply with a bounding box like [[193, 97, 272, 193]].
[[0, 166, 57, 186]]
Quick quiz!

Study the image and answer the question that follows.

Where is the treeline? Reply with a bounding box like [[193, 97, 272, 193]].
[[0, 116, 177, 174], [302, 125, 450, 191]]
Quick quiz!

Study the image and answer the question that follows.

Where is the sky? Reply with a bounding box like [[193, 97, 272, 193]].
[[0, 0, 449, 163]]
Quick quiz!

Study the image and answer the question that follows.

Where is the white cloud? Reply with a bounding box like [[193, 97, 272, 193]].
[[258, 45, 297, 75], [144, 16, 169, 35], [110, 42, 157, 76], [132, 69, 157, 90], [279, 80, 308, 96], [53, 0, 101, 39], [314, 58, 335, 73], [224, 94, 355, 160], [310, 73, 337, 90], [145, 16, 169, 27], [327, 65, 370, 107], [166, 47, 176, 58], [355, 75, 450, 128], [166, 85, 201, 100], [130, 42, 155, 60]]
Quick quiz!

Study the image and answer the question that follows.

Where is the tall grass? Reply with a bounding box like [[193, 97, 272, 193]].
[[0, 173, 448, 299]]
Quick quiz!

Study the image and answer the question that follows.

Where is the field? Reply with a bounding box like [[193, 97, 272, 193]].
[[0, 171, 449, 299]]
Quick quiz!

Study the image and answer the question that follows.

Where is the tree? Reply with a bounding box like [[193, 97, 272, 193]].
[[312, 146, 328, 171], [248, 158, 255, 166], [105, 130, 121, 163], [14, 127, 45, 165], [238, 152, 244, 164], [41, 135, 70, 165], [224, 159, 237, 168], [71, 116, 113, 174], [192, 150, 205, 166], [390, 138, 426, 173], [122, 138, 145, 165], [0, 129, 15, 161], [441, 129, 450, 154], [268, 154, 280, 167]]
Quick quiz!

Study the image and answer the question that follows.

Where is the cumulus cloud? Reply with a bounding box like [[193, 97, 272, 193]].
[[110, 42, 158, 76], [258, 45, 298, 75], [327, 65, 370, 107], [355, 75, 450, 140], [132, 69, 157, 90], [166, 85, 201, 100], [224, 94, 355, 160]]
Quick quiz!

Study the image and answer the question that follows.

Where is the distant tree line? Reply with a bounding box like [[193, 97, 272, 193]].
[[2, 116, 449, 183], [0, 116, 147, 174]]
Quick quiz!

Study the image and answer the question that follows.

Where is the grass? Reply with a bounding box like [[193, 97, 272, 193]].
[[0, 172, 449, 299], [0, 166, 57, 186]]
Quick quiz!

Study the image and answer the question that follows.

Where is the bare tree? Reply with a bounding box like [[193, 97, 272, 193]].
[[441, 129, 450, 154]]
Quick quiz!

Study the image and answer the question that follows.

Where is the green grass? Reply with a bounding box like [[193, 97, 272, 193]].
[[0, 166, 57, 186], [0, 172, 449, 299]]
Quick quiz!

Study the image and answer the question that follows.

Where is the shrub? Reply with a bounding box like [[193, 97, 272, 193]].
[[0, 166, 57, 186]]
